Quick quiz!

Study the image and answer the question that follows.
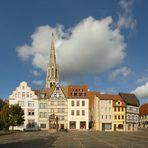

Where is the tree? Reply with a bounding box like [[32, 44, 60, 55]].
[[0, 98, 7, 111], [9, 104, 25, 130], [0, 104, 25, 130], [0, 104, 10, 130]]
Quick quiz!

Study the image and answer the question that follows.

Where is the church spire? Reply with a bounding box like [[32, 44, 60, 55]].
[[45, 33, 59, 88], [49, 32, 56, 65]]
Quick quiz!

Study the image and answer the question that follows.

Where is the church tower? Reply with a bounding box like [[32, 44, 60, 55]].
[[45, 33, 59, 88]]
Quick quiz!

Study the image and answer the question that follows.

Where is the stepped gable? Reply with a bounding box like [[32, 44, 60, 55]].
[[119, 93, 140, 107], [140, 103, 148, 116]]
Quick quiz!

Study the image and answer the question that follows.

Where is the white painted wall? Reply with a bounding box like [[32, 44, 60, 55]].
[[68, 98, 89, 130], [9, 81, 38, 131]]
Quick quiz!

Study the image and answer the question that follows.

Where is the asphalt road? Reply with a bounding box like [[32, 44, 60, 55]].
[[0, 129, 148, 148]]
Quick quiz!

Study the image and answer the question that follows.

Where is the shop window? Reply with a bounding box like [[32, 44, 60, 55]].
[[118, 124, 123, 129], [80, 121, 86, 129], [70, 121, 76, 129], [27, 120, 35, 128], [40, 124, 46, 128]]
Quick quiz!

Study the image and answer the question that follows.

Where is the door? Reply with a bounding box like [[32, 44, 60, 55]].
[[114, 124, 116, 131]]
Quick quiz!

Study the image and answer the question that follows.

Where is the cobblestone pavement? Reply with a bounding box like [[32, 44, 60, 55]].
[[0, 129, 148, 148]]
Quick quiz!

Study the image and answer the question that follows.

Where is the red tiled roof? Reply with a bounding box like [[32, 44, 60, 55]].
[[119, 93, 140, 107], [140, 103, 148, 116], [96, 93, 126, 107]]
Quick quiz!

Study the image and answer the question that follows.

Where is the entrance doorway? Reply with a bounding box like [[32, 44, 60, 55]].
[[49, 114, 58, 132], [114, 124, 116, 131]]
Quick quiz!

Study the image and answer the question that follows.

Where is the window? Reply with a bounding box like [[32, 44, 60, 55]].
[[105, 107, 107, 111], [109, 107, 111, 111], [122, 115, 124, 120], [44, 103, 47, 108], [114, 108, 116, 112], [80, 121, 86, 129], [39, 103, 43, 109], [118, 107, 120, 112], [58, 108, 65, 113], [18, 101, 24, 107], [51, 101, 54, 105], [71, 110, 74, 115], [28, 110, 34, 116], [70, 121, 76, 129], [71, 101, 74, 106], [39, 112, 43, 118], [105, 115, 107, 119], [115, 115, 117, 120], [77, 101, 80, 106], [51, 109, 54, 113], [82, 110, 85, 116], [27, 120, 35, 128], [122, 108, 124, 112], [102, 115, 103, 119], [82, 101, 85, 106], [27, 92, 29, 97], [40, 124, 46, 128], [109, 115, 111, 119], [77, 110, 80, 116], [22, 92, 25, 99], [61, 116, 65, 120], [118, 115, 120, 120], [28, 101, 34, 107], [118, 124, 123, 129], [109, 100, 111, 104], [44, 112, 47, 118]]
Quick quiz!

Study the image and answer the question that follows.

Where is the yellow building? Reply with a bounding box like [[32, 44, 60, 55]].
[[112, 95, 126, 131]]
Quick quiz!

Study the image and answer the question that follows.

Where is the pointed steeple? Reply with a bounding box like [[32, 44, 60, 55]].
[[45, 33, 59, 88], [49, 32, 56, 65]]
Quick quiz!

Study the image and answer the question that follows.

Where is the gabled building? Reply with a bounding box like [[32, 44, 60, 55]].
[[9, 81, 39, 131], [139, 103, 148, 128], [67, 86, 89, 130], [93, 94, 113, 131], [36, 84, 68, 131], [119, 93, 140, 131], [112, 95, 126, 131]]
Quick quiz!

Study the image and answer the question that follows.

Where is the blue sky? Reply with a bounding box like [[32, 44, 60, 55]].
[[0, 0, 148, 105]]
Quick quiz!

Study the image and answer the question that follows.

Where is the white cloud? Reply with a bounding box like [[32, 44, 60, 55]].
[[136, 76, 148, 84], [117, 0, 136, 29], [32, 80, 44, 86], [131, 82, 148, 98], [109, 66, 132, 80], [17, 16, 126, 80], [30, 70, 40, 77]]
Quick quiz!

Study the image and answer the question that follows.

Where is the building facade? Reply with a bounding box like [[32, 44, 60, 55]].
[[112, 95, 126, 131], [139, 103, 148, 128], [67, 86, 89, 130], [9, 81, 38, 131], [119, 93, 140, 131], [36, 84, 68, 131], [93, 94, 113, 131]]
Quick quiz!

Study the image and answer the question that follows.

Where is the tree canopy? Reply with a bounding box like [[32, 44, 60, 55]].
[[0, 104, 24, 130]]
